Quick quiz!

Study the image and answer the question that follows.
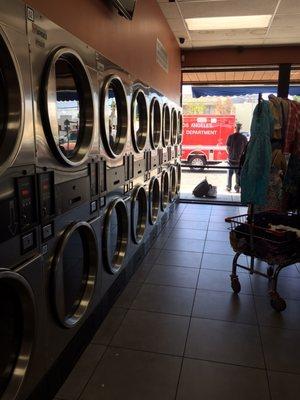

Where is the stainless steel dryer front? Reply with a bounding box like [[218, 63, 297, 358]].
[[0, 1, 39, 271], [27, 7, 99, 214], [42, 202, 101, 371], [0, 255, 46, 400]]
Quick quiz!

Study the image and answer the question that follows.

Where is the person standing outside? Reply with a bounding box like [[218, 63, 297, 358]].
[[226, 122, 248, 192]]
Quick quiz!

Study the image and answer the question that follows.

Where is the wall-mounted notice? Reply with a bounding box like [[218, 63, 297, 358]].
[[156, 39, 168, 73]]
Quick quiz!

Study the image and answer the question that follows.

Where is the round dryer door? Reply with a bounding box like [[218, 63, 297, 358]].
[[0, 271, 35, 400], [149, 98, 161, 149], [169, 166, 177, 202], [103, 198, 129, 274], [131, 185, 147, 244], [177, 112, 183, 144], [100, 75, 128, 158], [52, 221, 98, 328], [176, 163, 181, 194], [131, 90, 148, 152], [148, 177, 160, 225], [0, 29, 23, 172], [171, 109, 177, 145], [161, 171, 169, 211], [162, 104, 170, 147], [41, 48, 94, 166]]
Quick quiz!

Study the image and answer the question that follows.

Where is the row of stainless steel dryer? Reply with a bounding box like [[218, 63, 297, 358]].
[[0, 1, 182, 400]]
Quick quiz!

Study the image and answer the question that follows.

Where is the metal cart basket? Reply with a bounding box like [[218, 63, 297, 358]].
[[225, 212, 300, 312]]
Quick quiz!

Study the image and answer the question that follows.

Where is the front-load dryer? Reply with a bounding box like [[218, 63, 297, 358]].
[[27, 7, 100, 215], [0, 255, 46, 400], [130, 83, 149, 183], [148, 93, 162, 177], [161, 102, 171, 165], [98, 64, 133, 195], [42, 202, 100, 371], [0, 1, 39, 270]]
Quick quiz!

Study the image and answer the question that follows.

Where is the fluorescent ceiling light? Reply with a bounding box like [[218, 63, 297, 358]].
[[185, 15, 272, 31]]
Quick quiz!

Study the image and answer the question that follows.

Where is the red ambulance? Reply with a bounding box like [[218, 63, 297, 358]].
[[181, 114, 236, 167]]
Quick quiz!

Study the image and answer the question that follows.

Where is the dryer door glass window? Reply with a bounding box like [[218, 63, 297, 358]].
[[42, 49, 94, 166], [171, 109, 177, 145], [132, 186, 147, 243], [177, 112, 182, 144], [149, 177, 159, 224], [0, 33, 22, 169], [62, 229, 88, 318], [0, 283, 23, 397], [161, 172, 169, 210], [54, 222, 97, 328], [102, 77, 128, 158], [55, 59, 81, 159], [162, 105, 170, 147], [170, 166, 176, 201], [150, 98, 161, 149], [132, 91, 147, 152], [104, 199, 128, 274]]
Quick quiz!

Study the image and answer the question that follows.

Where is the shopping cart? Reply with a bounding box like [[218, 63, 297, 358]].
[[225, 211, 300, 312]]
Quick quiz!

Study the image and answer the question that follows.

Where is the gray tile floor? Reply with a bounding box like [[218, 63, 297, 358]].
[[55, 203, 300, 400]]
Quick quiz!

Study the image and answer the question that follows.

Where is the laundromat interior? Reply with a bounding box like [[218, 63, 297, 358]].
[[1, 0, 300, 399]]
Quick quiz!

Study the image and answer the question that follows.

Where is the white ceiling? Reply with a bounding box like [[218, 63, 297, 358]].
[[157, 0, 300, 48]]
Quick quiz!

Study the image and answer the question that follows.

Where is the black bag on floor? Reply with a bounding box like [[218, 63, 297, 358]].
[[193, 178, 210, 197]]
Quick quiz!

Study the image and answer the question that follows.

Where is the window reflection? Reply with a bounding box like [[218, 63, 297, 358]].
[[105, 86, 119, 153], [55, 59, 81, 159], [62, 230, 87, 318], [108, 208, 119, 267]]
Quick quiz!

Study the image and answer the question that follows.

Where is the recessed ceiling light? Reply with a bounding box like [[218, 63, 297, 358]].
[[185, 15, 272, 31]]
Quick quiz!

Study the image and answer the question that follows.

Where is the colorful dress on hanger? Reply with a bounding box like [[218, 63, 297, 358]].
[[241, 100, 273, 206]]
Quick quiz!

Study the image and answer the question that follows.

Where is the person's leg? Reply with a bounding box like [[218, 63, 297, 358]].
[[227, 164, 233, 190], [234, 164, 240, 192]]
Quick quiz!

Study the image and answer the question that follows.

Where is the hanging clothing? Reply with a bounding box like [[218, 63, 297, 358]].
[[283, 154, 300, 211], [268, 95, 283, 141], [284, 101, 300, 156], [255, 149, 287, 213], [241, 100, 273, 205]]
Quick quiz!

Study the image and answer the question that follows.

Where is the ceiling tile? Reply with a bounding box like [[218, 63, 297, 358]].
[[191, 38, 265, 47], [271, 14, 300, 28], [167, 17, 187, 31], [159, 3, 181, 19], [264, 37, 300, 44], [179, 0, 278, 19], [190, 28, 267, 40], [276, 0, 300, 15]]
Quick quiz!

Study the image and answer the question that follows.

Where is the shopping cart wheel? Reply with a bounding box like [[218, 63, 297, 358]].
[[270, 296, 286, 312], [231, 277, 241, 294]]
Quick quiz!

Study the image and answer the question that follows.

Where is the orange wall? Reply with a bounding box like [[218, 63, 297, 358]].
[[26, 0, 181, 104]]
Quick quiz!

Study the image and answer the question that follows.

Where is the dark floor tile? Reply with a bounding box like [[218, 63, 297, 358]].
[[193, 290, 257, 325], [111, 309, 189, 356], [179, 213, 210, 222], [157, 249, 202, 268], [254, 296, 300, 330], [79, 347, 181, 400], [141, 248, 162, 265], [163, 237, 205, 253], [268, 370, 300, 400], [208, 222, 230, 231], [114, 282, 142, 308], [56, 344, 106, 400], [251, 274, 300, 300], [92, 307, 127, 345], [185, 318, 264, 368], [151, 235, 169, 249], [169, 228, 207, 240], [201, 253, 248, 272], [131, 284, 195, 316], [130, 263, 153, 284], [146, 265, 199, 288], [198, 269, 252, 294], [175, 219, 209, 230], [206, 230, 230, 242], [204, 240, 235, 256], [261, 326, 300, 374], [251, 260, 300, 279], [177, 358, 269, 400]]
